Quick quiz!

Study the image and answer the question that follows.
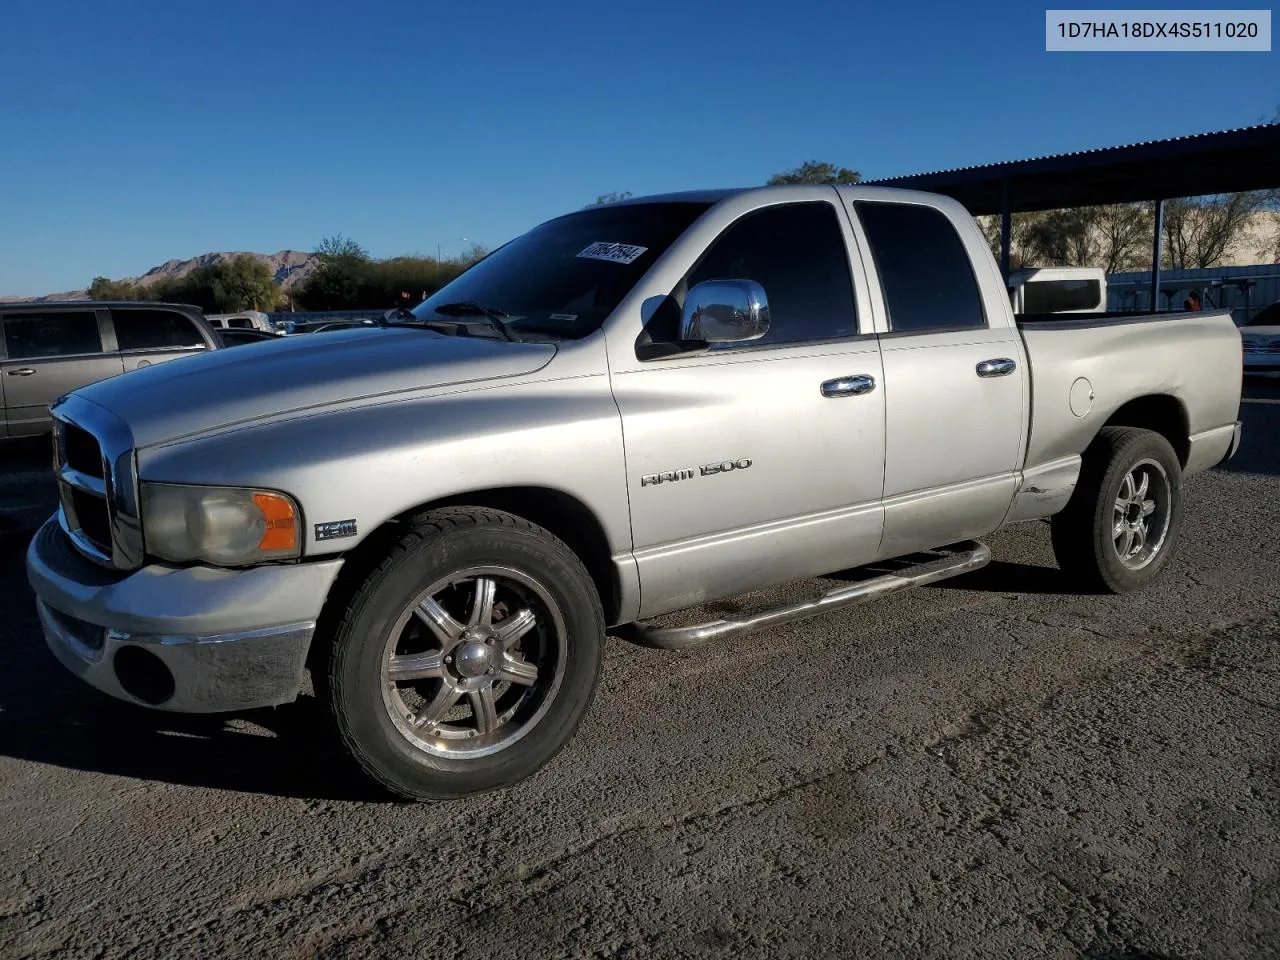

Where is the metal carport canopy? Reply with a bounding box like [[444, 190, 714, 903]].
[[863, 123, 1280, 304]]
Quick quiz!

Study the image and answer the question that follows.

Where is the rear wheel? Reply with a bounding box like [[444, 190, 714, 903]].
[[326, 508, 605, 800], [1051, 426, 1184, 593]]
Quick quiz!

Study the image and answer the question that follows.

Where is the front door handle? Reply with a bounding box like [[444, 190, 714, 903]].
[[976, 358, 1016, 378], [821, 374, 876, 397], [6, 368, 36, 377]]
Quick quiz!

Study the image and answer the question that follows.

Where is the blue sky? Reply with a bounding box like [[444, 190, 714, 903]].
[[1, 0, 1276, 296]]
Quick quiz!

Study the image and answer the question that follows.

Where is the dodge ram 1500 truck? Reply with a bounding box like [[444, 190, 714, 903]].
[[26, 185, 1244, 800]]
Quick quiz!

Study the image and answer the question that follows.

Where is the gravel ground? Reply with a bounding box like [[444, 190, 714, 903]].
[[0, 385, 1277, 959]]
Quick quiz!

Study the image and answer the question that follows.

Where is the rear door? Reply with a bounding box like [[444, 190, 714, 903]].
[[109, 307, 213, 372], [844, 196, 1029, 557], [0, 308, 123, 436]]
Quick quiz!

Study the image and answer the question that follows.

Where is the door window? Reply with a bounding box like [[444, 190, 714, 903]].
[[854, 201, 986, 334], [3, 311, 103, 359], [684, 202, 859, 345], [112, 309, 206, 350]]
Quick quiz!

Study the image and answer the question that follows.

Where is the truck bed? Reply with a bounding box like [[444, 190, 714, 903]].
[[1017, 308, 1242, 473]]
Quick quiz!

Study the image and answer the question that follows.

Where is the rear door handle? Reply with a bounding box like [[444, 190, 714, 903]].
[[976, 358, 1016, 378], [821, 374, 876, 397], [6, 368, 36, 377]]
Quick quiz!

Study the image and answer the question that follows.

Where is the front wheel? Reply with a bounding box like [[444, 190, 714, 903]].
[[1051, 426, 1184, 593], [326, 508, 605, 800]]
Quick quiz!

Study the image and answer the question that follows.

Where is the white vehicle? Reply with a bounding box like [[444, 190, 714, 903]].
[[205, 310, 274, 333], [1007, 266, 1107, 315], [1241, 301, 1280, 376]]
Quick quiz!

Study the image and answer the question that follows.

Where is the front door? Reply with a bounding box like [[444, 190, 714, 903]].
[[0, 309, 123, 436], [610, 198, 887, 618]]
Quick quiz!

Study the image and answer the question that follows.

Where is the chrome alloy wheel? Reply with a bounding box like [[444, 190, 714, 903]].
[[1112, 458, 1171, 570], [380, 566, 567, 760]]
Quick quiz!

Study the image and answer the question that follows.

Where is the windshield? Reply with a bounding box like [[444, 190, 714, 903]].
[[410, 201, 713, 339]]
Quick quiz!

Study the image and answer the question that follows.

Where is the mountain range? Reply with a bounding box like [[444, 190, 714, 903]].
[[1, 250, 320, 303]]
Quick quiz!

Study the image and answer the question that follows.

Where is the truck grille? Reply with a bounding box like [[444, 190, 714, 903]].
[[64, 422, 106, 478], [51, 398, 144, 571]]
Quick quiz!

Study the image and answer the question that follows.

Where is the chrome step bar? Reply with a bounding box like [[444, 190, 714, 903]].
[[618, 540, 991, 651]]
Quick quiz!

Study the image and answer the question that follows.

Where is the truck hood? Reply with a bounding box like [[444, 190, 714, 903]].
[[71, 326, 557, 448]]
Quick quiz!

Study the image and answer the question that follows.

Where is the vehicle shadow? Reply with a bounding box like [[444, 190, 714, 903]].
[[821, 547, 1083, 597], [0, 530, 390, 803], [1216, 379, 1280, 478], [929, 559, 1083, 595]]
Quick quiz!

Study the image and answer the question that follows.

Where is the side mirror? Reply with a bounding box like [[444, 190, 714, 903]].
[[679, 279, 771, 344]]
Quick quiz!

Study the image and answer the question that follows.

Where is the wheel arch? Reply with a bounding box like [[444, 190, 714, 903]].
[[1095, 394, 1190, 466], [312, 486, 622, 664]]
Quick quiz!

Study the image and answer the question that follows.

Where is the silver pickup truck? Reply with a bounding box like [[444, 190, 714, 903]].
[[26, 185, 1243, 800]]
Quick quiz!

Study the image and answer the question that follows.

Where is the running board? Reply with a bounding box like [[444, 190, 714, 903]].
[[618, 540, 992, 651]]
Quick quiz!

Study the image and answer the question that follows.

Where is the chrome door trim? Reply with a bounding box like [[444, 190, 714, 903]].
[[821, 374, 876, 397], [976, 357, 1017, 378]]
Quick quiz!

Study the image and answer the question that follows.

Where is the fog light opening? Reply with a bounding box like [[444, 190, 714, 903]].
[[113, 646, 176, 705]]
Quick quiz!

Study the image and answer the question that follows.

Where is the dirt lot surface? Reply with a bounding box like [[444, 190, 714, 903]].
[[1, 384, 1277, 959]]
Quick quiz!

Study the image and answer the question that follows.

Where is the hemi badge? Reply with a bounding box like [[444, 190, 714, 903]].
[[315, 519, 358, 542]]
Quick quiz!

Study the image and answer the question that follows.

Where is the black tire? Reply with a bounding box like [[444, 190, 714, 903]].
[[1050, 426, 1184, 594], [326, 507, 605, 800]]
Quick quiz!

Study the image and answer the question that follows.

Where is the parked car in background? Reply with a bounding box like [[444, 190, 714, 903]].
[[274, 318, 380, 335], [213, 328, 284, 348], [206, 310, 274, 333], [1, 301, 219, 438], [309, 319, 380, 334], [1007, 266, 1107, 314], [1241, 301, 1280, 376]]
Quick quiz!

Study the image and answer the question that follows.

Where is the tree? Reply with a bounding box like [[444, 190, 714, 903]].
[[294, 237, 488, 311], [1020, 204, 1153, 273], [1161, 191, 1273, 268], [156, 256, 284, 313], [767, 161, 860, 185], [297, 234, 373, 310], [88, 276, 151, 300], [315, 234, 369, 262], [979, 203, 1153, 273], [586, 191, 632, 207], [1091, 203, 1154, 273], [978, 210, 1049, 268]]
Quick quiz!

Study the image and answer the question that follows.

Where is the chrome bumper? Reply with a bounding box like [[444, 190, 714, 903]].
[[26, 519, 345, 713]]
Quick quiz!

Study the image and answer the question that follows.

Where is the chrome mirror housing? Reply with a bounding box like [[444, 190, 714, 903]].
[[679, 279, 771, 344]]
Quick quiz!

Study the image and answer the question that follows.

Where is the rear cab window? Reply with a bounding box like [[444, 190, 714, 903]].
[[111, 309, 207, 351], [2, 310, 104, 359], [853, 201, 987, 335], [1022, 279, 1102, 313]]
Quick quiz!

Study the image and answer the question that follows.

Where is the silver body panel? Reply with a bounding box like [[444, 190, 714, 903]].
[[1018, 312, 1242, 471], [26, 185, 1244, 712]]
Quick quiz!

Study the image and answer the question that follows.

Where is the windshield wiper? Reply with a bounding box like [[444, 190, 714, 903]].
[[428, 301, 520, 342]]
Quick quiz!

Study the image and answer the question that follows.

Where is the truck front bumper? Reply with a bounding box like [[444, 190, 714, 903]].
[[26, 519, 345, 713]]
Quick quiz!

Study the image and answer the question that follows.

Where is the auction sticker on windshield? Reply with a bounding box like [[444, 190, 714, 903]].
[[577, 242, 648, 265]]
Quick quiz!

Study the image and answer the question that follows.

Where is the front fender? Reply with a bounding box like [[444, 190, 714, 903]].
[[135, 373, 633, 561]]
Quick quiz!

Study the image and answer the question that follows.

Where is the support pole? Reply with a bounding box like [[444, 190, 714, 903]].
[[1149, 199, 1164, 311], [1000, 181, 1011, 283]]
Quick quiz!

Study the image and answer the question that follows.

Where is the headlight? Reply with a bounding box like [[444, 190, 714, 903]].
[[141, 483, 301, 566]]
